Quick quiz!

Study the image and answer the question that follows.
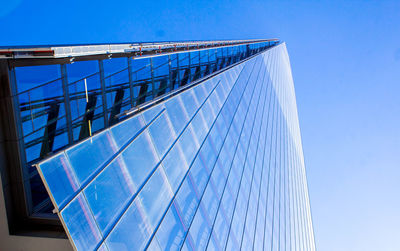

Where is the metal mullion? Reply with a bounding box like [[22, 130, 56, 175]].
[[298, 148, 309, 251], [156, 57, 256, 250], [270, 49, 281, 251], [98, 60, 109, 127], [222, 58, 265, 250], [276, 49, 286, 251], [168, 55, 173, 92], [250, 52, 275, 251], [289, 133, 299, 251], [61, 64, 73, 145], [179, 57, 262, 250], [283, 65, 293, 251], [270, 97, 282, 251], [283, 115, 289, 251], [8, 65, 33, 215], [297, 146, 305, 251], [238, 63, 269, 250], [278, 104, 285, 251], [150, 57, 155, 99], [188, 51, 192, 82], [56, 108, 166, 213], [206, 49, 211, 75], [177, 53, 181, 86], [127, 57, 135, 108], [287, 123, 295, 251], [198, 51, 201, 78], [296, 119, 314, 251], [204, 62, 266, 251], [261, 48, 279, 251], [291, 119, 299, 251], [125, 70, 231, 250]]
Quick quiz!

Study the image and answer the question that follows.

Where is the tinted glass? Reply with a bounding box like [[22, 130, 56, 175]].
[[36, 44, 315, 251]]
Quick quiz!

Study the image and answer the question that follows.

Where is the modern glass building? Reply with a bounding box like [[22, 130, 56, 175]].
[[0, 39, 315, 250]]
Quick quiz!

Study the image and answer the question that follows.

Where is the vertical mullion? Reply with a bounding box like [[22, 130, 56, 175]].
[[98, 60, 109, 127], [207, 48, 211, 74], [127, 57, 135, 108], [198, 51, 201, 78], [168, 55, 173, 91], [61, 64, 73, 145], [289, 128, 295, 251], [293, 127, 302, 251], [150, 57, 155, 99], [251, 51, 274, 251], [177, 53, 180, 87], [261, 48, 278, 251], [284, 114, 289, 251], [221, 58, 264, 250], [188, 52, 191, 82], [8, 65, 32, 214], [238, 60, 269, 250]]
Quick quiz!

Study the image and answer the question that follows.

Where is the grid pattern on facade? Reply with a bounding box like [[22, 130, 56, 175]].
[[36, 43, 315, 250], [14, 42, 275, 165], [9, 41, 277, 215]]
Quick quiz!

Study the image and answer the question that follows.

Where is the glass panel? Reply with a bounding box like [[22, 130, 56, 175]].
[[37, 153, 79, 208], [192, 83, 208, 104], [141, 103, 165, 123], [32, 44, 316, 251], [152, 55, 170, 97], [179, 90, 199, 119], [15, 64, 61, 93], [154, 203, 185, 250], [136, 167, 173, 227], [187, 205, 211, 251], [147, 112, 175, 158], [201, 184, 218, 222], [178, 125, 199, 164], [188, 158, 209, 196], [190, 110, 209, 144], [83, 156, 136, 234], [120, 130, 160, 189], [174, 178, 199, 228], [106, 200, 153, 250], [67, 60, 99, 83], [66, 131, 118, 185], [161, 141, 188, 193], [97, 243, 108, 251], [153, 56, 169, 78], [109, 114, 145, 148], [164, 97, 189, 135], [60, 194, 102, 250], [102, 57, 130, 120], [147, 239, 162, 251], [103, 57, 128, 77]]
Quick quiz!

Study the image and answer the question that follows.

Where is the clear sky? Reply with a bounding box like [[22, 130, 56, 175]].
[[2, 1, 400, 250]]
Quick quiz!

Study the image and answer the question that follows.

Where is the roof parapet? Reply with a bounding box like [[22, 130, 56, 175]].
[[0, 39, 279, 59]]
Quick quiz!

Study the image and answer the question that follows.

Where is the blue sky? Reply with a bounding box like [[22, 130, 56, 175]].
[[2, 0, 400, 250]]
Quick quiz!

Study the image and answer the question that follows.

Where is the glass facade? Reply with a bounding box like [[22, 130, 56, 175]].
[[36, 42, 315, 250], [9, 41, 276, 215]]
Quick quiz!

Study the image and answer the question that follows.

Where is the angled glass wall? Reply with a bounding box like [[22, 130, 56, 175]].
[[8, 41, 277, 216], [37, 43, 315, 250]]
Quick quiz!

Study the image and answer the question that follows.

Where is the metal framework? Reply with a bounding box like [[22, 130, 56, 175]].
[[0, 39, 277, 59], [0, 39, 280, 236]]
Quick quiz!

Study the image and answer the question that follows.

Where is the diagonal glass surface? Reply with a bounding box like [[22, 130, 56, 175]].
[[36, 44, 316, 251]]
